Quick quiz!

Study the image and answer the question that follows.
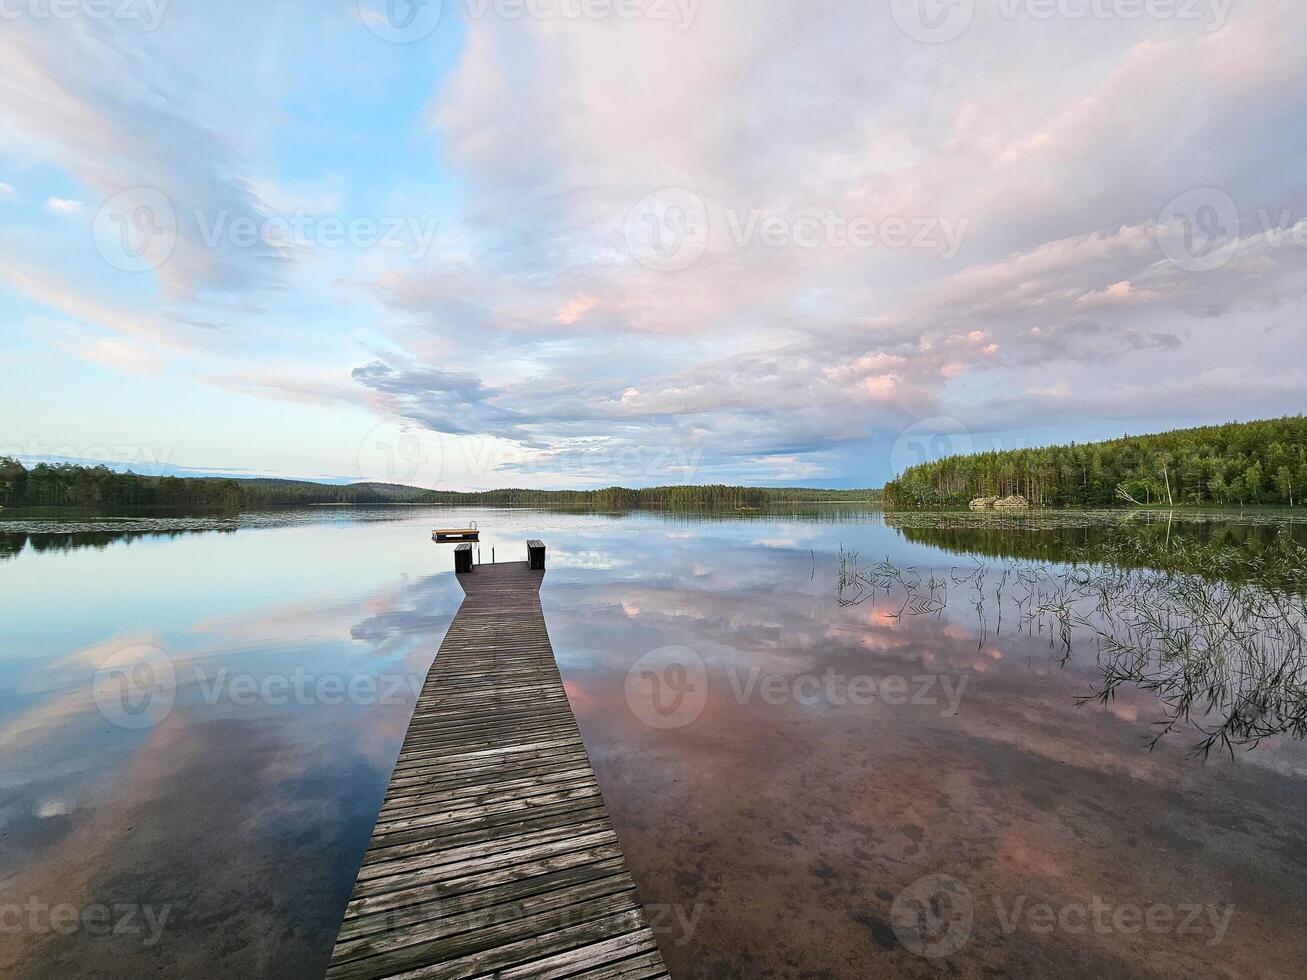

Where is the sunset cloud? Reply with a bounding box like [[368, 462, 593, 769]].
[[0, 2, 1304, 485]]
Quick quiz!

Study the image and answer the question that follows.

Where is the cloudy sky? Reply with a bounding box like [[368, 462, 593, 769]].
[[1, 0, 1304, 488]]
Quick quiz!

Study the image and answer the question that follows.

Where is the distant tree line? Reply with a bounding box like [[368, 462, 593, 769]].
[[0, 459, 242, 509], [883, 417, 1307, 510], [238, 480, 443, 506], [0, 458, 879, 511], [228, 482, 879, 509]]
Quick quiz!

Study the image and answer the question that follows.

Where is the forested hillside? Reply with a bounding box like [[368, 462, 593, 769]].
[[0, 459, 243, 509], [0, 458, 877, 510], [238, 481, 877, 508], [883, 417, 1307, 510], [241, 481, 781, 508]]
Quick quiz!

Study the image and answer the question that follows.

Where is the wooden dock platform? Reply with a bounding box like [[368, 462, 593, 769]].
[[433, 527, 480, 542], [327, 560, 670, 980]]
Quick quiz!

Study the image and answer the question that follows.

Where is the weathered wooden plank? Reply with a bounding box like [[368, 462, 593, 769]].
[[343, 845, 631, 922], [362, 801, 613, 858], [329, 888, 643, 980], [353, 910, 651, 980], [377, 766, 597, 814], [338, 856, 631, 943], [328, 561, 668, 979]]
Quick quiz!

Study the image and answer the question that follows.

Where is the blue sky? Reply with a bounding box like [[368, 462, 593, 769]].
[[2, 0, 1305, 489]]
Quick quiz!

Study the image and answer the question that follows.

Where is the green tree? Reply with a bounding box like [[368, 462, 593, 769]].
[[883, 416, 1307, 510], [0, 457, 27, 507], [1245, 461, 1264, 503], [1208, 473, 1229, 505], [1274, 466, 1295, 507], [1229, 474, 1247, 506]]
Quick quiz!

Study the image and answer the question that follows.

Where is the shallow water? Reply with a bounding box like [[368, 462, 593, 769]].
[[1, 507, 1304, 978]]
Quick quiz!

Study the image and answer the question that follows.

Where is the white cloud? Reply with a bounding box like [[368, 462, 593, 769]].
[[45, 196, 82, 215], [3, 2, 1306, 484], [0, 18, 282, 298], [52, 333, 163, 374], [1076, 281, 1164, 307], [1, 261, 201, 353], [333, 0, 1301, 483], [1025, 382, 1072, 399]]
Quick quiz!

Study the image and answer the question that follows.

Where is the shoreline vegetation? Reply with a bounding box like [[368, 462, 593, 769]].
[[883, 416, 1307, 511], [837, 536, 1307, 757], [884, 511, 1307, 583], [0, 458, 879, 511]]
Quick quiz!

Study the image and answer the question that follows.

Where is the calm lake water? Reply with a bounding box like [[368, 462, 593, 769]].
[[1, 507, 1305, 979]]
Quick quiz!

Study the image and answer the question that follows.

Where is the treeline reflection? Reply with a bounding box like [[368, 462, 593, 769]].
[[0, 528, 234, 560], [887, 511, 1307, 585]]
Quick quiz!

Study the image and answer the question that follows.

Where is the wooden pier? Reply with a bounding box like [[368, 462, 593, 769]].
[[327, 558, 670, 980], [433, 527, 480, 542]]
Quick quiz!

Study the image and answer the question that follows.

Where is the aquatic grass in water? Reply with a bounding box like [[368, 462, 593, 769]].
[[838, 530, 1307, 757]]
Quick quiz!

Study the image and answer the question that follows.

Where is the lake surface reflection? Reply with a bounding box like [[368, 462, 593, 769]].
[[1, 507, 1304, 979]]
